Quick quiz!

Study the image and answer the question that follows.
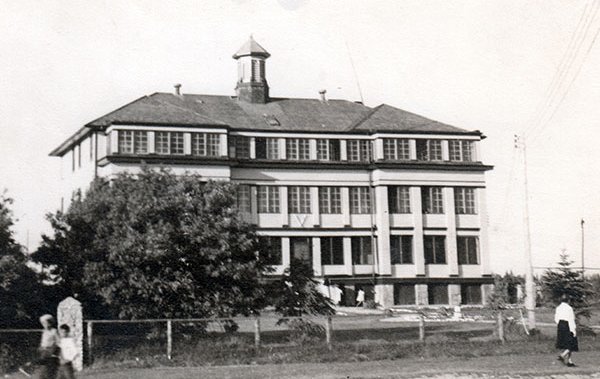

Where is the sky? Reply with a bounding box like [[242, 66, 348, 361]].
[[1, 0, 599, 275]]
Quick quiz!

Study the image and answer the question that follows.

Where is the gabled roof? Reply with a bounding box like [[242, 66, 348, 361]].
[[51, 92, 482, 157], [350, 104, 470, 134], [233, 36, 271, 59]]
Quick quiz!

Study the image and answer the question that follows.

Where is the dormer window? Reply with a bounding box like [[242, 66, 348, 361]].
[[118, 130, 148, 154], [416, 139, 442, 161], [449, 140, 474, 162]]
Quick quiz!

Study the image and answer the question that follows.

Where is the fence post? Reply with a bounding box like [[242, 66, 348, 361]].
[[254, 316, 261, 348], [497, 311, 505, 343], [418, 313, 425, 342], [86, 321, 93, 365], [167, 320, 172, 359], [325, 316, 332, 350]]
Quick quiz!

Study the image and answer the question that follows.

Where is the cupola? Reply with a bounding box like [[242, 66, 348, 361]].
[[233, 36, 270, 104]]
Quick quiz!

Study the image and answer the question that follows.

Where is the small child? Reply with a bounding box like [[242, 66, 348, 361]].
[[57, 324, 78, 379]]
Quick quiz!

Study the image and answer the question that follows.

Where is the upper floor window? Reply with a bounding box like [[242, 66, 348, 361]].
[[118, 130, 148, 155], [155, 131, 184, 155], [236, 184, 251, 213], [351, 237, 373, 265], [457, 236, 479, 265], [288, 186, 311, 214], [449, 140, 473, 162], [255, 137, 279, 159], [416, 139, 442, 161], [350, 187, 371, 214], [319, 187, 342, 214], [321, 237, 344, 265], [388, 186, 411, 214], [192, 133, 220, 157], [383, 138, 410, 160], [390, 235, 413, 264], [347, 140, 372, 162], [257, 186, 279, 213], [230, 136, 250, 159], [286, 138, 310, 160], [259, 236, 282, 265], [422, 187, 444, 214], [317, 139, 341, 161], [455, 187, 477, 214], [424, 235, 446, 264]]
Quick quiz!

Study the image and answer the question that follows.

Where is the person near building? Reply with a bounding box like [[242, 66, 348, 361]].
[[35, 314, 60, 379], [356, 289, 365, 307], [555, 294, 578, 367], [57, 324, 78, 379]]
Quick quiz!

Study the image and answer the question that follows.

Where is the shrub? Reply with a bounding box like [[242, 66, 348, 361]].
[[287, 318, 325, 344]]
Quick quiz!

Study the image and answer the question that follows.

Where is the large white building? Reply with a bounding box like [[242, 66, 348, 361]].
[[50, 37, 494, 308]]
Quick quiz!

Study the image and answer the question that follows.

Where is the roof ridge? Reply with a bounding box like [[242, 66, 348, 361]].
[[346, 104, 383, 131]]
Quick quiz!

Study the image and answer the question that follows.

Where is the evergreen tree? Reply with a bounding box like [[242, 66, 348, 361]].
[[540, 252, 593, 320]]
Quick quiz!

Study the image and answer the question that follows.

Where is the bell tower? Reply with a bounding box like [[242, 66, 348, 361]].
[[233, 36, 270, 103]]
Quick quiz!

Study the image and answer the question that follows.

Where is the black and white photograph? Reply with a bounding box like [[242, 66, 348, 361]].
[[1, 1, 600, 378]]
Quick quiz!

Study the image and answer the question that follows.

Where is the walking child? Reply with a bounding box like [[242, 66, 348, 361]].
[[57, 324, 78, 379], [35, 314, 60, 379]]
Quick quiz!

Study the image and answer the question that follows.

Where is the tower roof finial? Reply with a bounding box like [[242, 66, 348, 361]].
[[233, 36, 270, 59]]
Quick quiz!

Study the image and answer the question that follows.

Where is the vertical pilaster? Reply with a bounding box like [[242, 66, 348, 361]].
[[250, 137, 256, 159], [374, 138, 384, 161], [415, 284, 429, 306], [375, 186, 391, 275], [340, 140, 348, 161], [449, 284, 462, 306], [442, 140, 450, 161], [279, 138, 286, 160], [411, 187, 425, 276], [311, 186, 320, 226], [280, 186, 289, 227], [478, 188, 491, 275], [220, 134, 228, 157], [341, 187, 351, 226], [409, 139, 417, 160], [312, 237, 322, 276], [309, 139, 317, 160], [110, 130, 119, 154], [343, 237, 353, 275], [184, 133, 192, 155], [250, 186, 258, 225], [282, 237, 291, 270], [445, 187, 459, 276], [148, 132, 155, 154]]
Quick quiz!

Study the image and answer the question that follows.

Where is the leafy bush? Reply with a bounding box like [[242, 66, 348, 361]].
[[286, 318, 325, 344]]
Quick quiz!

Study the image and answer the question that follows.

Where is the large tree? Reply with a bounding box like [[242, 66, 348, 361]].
[[0, 192, 46, 327], [34, 169, 271, 319]]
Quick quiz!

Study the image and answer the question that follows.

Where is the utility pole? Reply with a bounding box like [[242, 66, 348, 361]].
[[515, 135, 536, 330], [581, 218, 585, 277]]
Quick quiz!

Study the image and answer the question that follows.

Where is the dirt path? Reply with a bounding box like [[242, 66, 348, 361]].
[[66, 351, 600, 379]]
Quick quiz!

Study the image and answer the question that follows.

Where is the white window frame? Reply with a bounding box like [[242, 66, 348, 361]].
[[318, 187, 342, 214], [288, 186, 311, 214], [350, 187, 372, 214]]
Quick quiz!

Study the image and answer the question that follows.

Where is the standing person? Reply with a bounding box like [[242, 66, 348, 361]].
[[356, 289, 365, 307], [35, 314, 60, 379], [57, 324, 78, 379], [555, 294, 578, 367]]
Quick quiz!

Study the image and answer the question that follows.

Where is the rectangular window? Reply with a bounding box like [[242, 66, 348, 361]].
[[288, 186, 311, 214], [286, 138, 310, 160], [416, 139, 443, 161], [317, 139, 341, 161], [236, 184, 251, 213], [118, 130, 134, 154], [259, 237, 282, 265], [230, 136, 250, 159], [422, 187, 444, 214], [394, 284, 416, 305], [461, 284, 482, 305], [350, 187, 371, 214], [255, 137, 279, 159], [170, 132, 184, 155], [388, 186, 411, 214], [428, 284, 449, 305], [318, 187, 341, 214], [290, 237, 312, 264], [257, 186, 280, 213], [383, 138, 410, 160], [390, 235, 413, 264], [424, 235, 446, 264], [454, 187, 477, 214], [457, 236, 479, 265], [449, 140, 474, 162], [155, 132, 170, 155], [347, 140, 372, 162], [191, 133, 220, 157], [351, 237, 373, 265], [133, 131, 148, 154], [321, 237, 344, 265]]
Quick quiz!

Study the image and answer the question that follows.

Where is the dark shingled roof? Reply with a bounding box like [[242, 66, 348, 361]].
[[86, 92, 476, 135]]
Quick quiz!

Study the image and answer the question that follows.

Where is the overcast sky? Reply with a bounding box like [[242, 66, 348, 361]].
[[1, 0, 599, 275]]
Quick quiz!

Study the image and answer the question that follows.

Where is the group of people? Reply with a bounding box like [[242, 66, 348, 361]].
[[35, 314, 78, 379]]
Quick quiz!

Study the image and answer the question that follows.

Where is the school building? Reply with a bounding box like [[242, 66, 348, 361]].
[[50, 37, 494, 308]]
